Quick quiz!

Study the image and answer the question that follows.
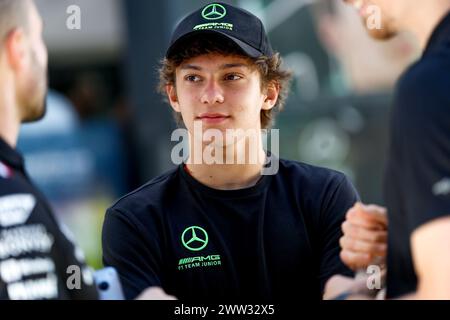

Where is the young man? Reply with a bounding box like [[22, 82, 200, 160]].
[[102, 2, 359, 301], [326, 0, 450, 299], [0, 0, 98, 299]]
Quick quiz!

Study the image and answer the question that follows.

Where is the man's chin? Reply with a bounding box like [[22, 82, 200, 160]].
[[362, 16, 397, 40], [366, 27, 397, 40], [22, 99, 47, 123]]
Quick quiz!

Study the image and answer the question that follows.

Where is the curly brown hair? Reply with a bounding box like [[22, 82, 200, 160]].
[[158, 34, 292, 129]]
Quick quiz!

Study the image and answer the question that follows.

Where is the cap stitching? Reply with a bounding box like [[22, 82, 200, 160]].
[[259, 18, 264, 54]]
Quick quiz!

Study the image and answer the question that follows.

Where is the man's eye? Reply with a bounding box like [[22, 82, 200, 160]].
[[224, 74, 242, 81], [185, 75, 201, 82]]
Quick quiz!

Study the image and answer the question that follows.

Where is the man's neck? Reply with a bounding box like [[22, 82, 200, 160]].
[[0, 82, 20, 148], [404, 1, 450, 50], [0, 124, 19, 148], [186, 140, 267, 190]]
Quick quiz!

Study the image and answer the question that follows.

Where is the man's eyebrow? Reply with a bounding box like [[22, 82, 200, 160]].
[[220, 63, 249, 70], [179, 63, 249, 71], [180, 64, 202, 71]]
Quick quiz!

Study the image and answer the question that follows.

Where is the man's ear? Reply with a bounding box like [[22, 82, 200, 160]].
[[4, 28, 28, 72], [262, 81, 280, 111], [166, 83, 181, 113]]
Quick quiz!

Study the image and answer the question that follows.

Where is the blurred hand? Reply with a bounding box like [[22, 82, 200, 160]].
[[340, 202, 388, 271], [136, 287, 177, 300], [323, 274, 371, 300]]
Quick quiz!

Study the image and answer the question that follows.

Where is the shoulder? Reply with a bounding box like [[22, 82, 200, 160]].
[[278, 158, 349, 187], [0, 170, 40, 231], [393, 54, 450, 144], [277, 158, 357, 204], [395, 53, 450, 121], [0, 166, 31, 197], [399, 50, 450, 92], [107, 167, 180, 218], [277, 159, 358, 228]]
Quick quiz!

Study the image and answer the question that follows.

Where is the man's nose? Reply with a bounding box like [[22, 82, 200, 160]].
[[200, 80, 224, 105]]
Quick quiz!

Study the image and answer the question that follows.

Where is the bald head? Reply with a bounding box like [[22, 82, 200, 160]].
[[0, 0, 32, 46]]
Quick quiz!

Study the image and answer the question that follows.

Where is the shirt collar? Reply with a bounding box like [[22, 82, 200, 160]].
[[424, 10, 450, 56], [0, 136, 24, 170]]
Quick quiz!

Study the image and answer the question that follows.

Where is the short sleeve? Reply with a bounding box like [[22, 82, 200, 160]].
[[102, 207, 164, 299], [394, 77, 450, 233], [317, 174, 359, 292]]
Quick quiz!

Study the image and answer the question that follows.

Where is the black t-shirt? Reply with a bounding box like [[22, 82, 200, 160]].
[[0, 138, 98, 300], [102, 157, 358, 301], [385, 12, 450, 298]]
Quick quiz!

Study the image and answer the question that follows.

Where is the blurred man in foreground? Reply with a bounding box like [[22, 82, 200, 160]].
[[0, 0, 99, 299], [326, 0, 450, 299], [0, 0, 169, 300]]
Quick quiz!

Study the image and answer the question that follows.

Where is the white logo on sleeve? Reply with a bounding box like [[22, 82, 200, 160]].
[[0, 257, 55, 283], [0, 194, 36, 227], [433, 178, 450, 196]]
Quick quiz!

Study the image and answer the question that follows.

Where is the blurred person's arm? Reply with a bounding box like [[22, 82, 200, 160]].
[[326, 73, 450, 300], [326, 207, 450, 300], [392, 74, 450, 299], [411, 216, 450, 299], [325, 216, 450, 300]]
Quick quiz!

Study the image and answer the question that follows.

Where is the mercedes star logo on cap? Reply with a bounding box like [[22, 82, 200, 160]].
[[202, 3, 227, 20]]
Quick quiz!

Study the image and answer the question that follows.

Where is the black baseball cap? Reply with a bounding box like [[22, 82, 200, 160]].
[[166, 2, 274, 59]]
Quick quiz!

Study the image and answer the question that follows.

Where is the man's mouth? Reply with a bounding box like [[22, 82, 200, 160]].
[[196, 113, 231, 124], [347, 0, 369, 16], [359, 1, 372, 16]]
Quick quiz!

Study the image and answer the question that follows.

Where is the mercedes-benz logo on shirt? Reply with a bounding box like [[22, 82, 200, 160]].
[[181, 226, 209, 251], [201, 3, 227, 20]]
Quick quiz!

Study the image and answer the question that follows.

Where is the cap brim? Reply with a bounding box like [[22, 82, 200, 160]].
[[166, 30, 263, 58]]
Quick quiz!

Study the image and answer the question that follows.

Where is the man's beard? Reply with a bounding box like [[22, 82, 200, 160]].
[[25, 88, 48, 123], [21, 83, 48, 123], [21, 53, 48, 123], [362, 15, 397, 40]]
